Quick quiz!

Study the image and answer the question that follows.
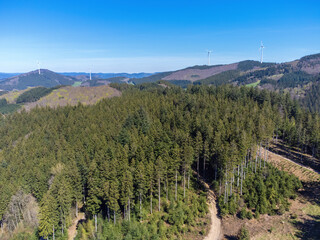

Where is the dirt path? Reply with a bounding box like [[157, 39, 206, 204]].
[[68, 212, 85, 240], [199, 179, 221, 240]]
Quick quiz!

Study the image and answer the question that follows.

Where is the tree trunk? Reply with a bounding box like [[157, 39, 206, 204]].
[[128, 198, 131, 221], [114, 210, 116, 225], [107, 206, 110, 222], [158, 177, 161, 211], [53, 225, 55, 240], [240, 164, 243, 195], [150, 191, 153, 214], [255, 148, 258, 173], [197, 156, 199, 180], [183, 169, 186, 198], [166, 179, 168, 201], [203, 155, 206, 179], [175, 169, 178, 201], [237, 165, 240, 187], [94, 214, 97, 233], [139, 192, 142, 216]]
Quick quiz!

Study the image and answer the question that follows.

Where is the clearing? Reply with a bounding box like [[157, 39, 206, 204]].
[[221, 141, 320, 239], [22, 85, 121, 111]]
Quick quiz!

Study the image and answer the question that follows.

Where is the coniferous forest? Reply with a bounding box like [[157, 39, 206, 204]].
[[0, 84, 319, 239]]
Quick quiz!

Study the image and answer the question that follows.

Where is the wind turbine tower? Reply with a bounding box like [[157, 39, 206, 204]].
[[260, 41, 264, 64], [37, 61, 41, 75], [207, 50, 212, 65], [90, 69, 92, 80]]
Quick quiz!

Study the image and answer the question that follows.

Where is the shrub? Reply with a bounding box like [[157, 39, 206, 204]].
[[237, 225, 250, 240], [239, 208, 247, 219]]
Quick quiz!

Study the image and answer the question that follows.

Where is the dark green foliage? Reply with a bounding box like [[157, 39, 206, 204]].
[[276, 72, 313, 89], [302, 80, 320, 113], [0, 97, 20, 114], [237, 60, 275, 71], [0, 98, 7, 107], [166, 80, 192, 88], [16, 86, 59, 103], [237, 225, 250, 240], [0, 103, 20, 114], [0, 84, 316, 239], [195, 70, 240, 85], [218, 163, 302, 217]]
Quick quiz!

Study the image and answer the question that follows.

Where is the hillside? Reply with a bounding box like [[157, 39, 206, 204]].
[[22, 85, 121, 111], [0, 69, 75, 91], [0, 85, 319, 240], [162, 63, 239, 81]]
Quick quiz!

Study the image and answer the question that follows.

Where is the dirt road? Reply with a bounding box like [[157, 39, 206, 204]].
[[201, 180, 221, 240]]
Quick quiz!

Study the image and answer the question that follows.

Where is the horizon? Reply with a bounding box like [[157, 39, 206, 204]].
[[0, 0, 319, 72], [0, 52, 318, 75]]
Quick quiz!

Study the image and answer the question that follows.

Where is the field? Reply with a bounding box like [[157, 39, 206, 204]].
[[22, 85, 121, 111]]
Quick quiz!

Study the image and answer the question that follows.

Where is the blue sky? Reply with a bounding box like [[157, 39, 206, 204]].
[[0, 0, 319, 73]]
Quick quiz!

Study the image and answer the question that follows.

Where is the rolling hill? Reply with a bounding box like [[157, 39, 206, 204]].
[[0, 69, 75, 91]]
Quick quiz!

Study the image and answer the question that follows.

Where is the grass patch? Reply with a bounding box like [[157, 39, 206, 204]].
[[302, 203, 320, 216], [246, 80, 261, 88], [72, 81, 82, 87]]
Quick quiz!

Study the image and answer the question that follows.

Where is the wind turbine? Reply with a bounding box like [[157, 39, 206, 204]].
[[89, 68, 92, 80], [260, 41, 265, 63], [37, 61, 41, 75], [207, 50, 212, 65]]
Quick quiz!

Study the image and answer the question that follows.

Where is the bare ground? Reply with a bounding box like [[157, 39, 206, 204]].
[[68, 212, 85, 240], [197, 177, 222, 240], [221, 142, 320, 240]]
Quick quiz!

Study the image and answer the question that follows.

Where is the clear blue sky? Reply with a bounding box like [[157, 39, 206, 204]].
[[0, 0, 319, 73]]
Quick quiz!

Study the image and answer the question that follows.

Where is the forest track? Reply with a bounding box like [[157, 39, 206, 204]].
[[198, 178, 221, 240], [68, 212, 85, 240]]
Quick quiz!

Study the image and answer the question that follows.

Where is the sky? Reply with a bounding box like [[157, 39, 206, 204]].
[[0, 0, 319, 73]]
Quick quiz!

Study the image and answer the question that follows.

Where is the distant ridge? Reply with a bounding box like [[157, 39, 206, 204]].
[[0, 69, 75, 91]]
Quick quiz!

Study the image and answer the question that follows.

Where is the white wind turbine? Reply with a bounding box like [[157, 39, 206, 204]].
[[89, 68, 92, 80], [207, 50, 212, 65], [260, 41, 265, 63]]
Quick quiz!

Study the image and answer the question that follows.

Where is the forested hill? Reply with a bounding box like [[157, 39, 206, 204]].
[[0, 69, 75, 91], [0, 84, 319, 239]]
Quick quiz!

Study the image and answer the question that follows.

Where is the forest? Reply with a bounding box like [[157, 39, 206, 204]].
[[0, 84, 319, 239]]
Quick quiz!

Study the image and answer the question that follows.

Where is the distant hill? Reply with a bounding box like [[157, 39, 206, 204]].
[[61, 72, 154, 80], [81, 77, 129, 87], [0, 69, 75, 91]]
